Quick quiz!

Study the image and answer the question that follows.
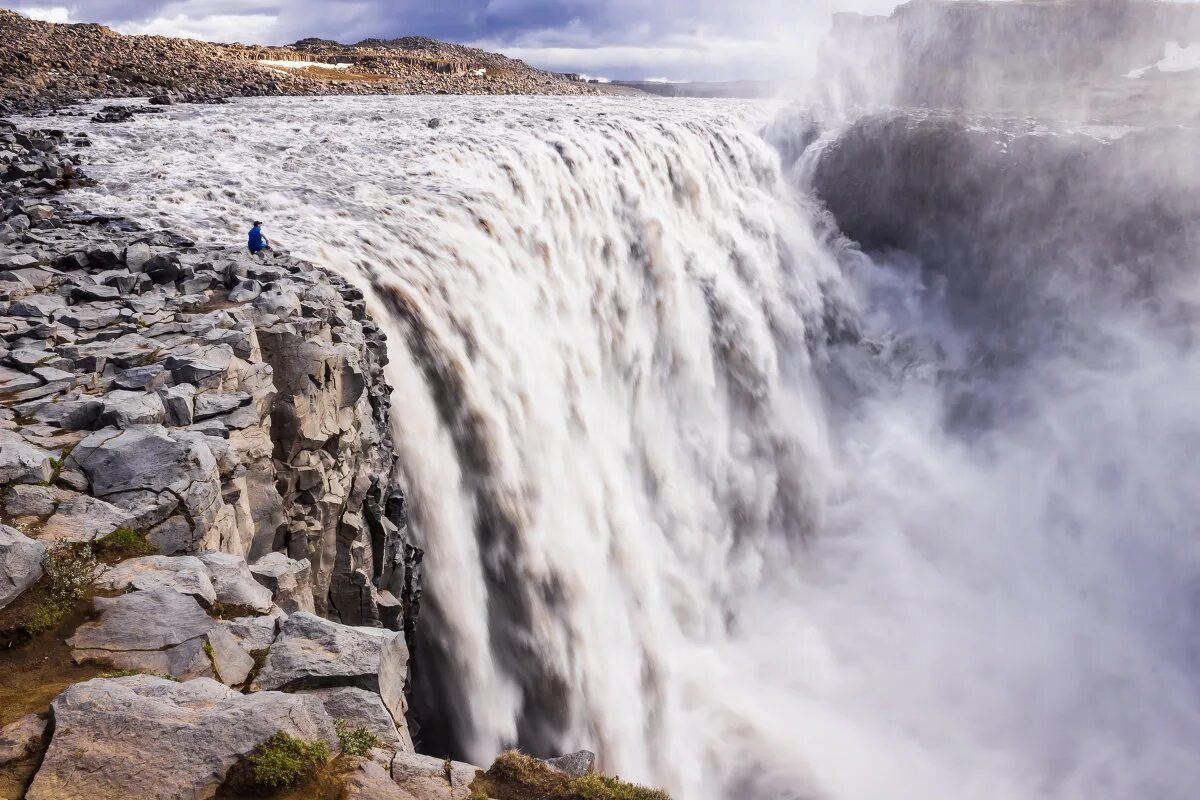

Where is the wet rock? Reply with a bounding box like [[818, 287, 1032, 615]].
[[0, 524, 46, 610], [25, 676, 338, 800]]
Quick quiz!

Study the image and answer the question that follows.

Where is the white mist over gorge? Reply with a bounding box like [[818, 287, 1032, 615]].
[[0, 2, 1198, 800]]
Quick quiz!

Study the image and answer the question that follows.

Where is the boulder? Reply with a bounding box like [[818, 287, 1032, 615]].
[[97, 390, 167, 428], [0, 713, 47, 766], [251, 612, 409, 723], [0, 429, 53, 484], [69, 425, 222, 529], [203, 624, 256, 686], [197, 552, 273, 612], [390, 752, 480, 800], [250, 552, 314, 614], [25, 676, 338, 800], [302, 686, 411, 752], [95, 555, 217, 607], [343, 758, 417, 800], [0, 524, 46, 610], [40, 495, 136, 543], [68, 589, 216, 677], [545, 750, 596, 778]]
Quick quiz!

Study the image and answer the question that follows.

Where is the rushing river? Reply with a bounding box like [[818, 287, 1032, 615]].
[[69, 95, 1200, 800]]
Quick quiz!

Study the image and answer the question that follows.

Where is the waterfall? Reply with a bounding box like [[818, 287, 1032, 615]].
[[75, 95, 1200, 800]]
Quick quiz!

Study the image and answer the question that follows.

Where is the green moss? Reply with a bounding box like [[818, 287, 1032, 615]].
[[94, 527, 156, 559], [334, 719, 382, 757], [202, 638, 223, 683], [209, 602, 259, 621], [567, 774, 672, 800], [249, 732, 330, 789]]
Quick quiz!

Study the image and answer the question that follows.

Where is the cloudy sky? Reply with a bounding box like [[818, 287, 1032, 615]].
[[8, 0, 902, 81]]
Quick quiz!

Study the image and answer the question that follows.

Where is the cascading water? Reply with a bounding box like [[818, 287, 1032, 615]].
[[71, 95, 1200, 800]]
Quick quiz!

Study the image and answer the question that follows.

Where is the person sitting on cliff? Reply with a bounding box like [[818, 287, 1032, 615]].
[[248, 220, 271, 254]]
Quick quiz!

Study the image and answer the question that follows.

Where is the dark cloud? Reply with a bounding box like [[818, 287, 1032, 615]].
[[10, 0, 901, 80]]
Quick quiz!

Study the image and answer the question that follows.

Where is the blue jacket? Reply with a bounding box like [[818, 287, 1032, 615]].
[[248, 226, 268, 252]]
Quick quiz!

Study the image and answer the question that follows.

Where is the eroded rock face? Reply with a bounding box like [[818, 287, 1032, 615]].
[[25, 676, 339, 800], [390, 752, 480, 800], [302, 686, 414, 753]]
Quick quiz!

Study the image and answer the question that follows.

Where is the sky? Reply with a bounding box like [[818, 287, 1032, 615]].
[[7, 0, 903, 81]]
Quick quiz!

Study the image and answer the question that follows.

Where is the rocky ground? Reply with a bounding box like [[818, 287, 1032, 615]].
[[0, 9, 613, 113], [0, 97, 666, 800]]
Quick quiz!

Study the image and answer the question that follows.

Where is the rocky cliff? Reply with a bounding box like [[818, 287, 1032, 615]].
[[0, 8, 606, 113]]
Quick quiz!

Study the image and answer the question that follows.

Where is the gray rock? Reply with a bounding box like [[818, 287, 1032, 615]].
[[343, 758, 415, 800], [0, 364, 42, 393], [9, 294, 66, 318], [0, 713, 47, 766], [0, 524, 47, 610], [0, 429, 53, 484], [545, 750, 596, 778], [68, 589, 216, 677], [123, 242, 152, 271], [204, 624, 256, 686], [193, 390, 250, 420], [302, 686, 411, 752], [97, 390, 167, 428], [158, 383, 196, 426], [147, 514, 198, 555], [391, 752, 480, 800], [69, 426, 222, 528], [0, 253, 39, 271], [163, 343, 233, 384], [40, 495, 136, 543], [250, 552, 315, 614], [26, 676, 339, 800], [197, 551, 274, 612], [96, 555, 217, 607], [251, 612, 409, 724], [228, 278, 263, 302], [113, 364, 167, 391], [3, 484, 64, 517], [31, 396, 103, 430]]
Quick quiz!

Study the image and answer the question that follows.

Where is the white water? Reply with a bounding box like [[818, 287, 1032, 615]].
[[71, 96, 1200, 800]]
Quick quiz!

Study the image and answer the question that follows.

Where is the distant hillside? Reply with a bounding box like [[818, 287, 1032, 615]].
[[0, 8, 605, 111]]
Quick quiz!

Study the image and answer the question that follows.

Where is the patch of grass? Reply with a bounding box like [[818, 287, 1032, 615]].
[[94, 527, 155, 560], [21, 543, 98, 637], [210, 601, 260, 620], [202, 638, 224, 683], [334, 719, 382, 757], [472, 751, 673, 800], [95, 669, 178, 681], [567, 774, 672, 800], [249, 732, 330, 789]]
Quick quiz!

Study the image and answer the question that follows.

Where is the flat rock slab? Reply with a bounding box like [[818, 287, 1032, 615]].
[[39, 495, 135, 543], [26, 676, 338, 800], [95, 555, 217, 607], [251, 612, 408, 722], [68, 589, 216, 677], [0, 429, 53, 485], [0, 524, 46, 610]]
